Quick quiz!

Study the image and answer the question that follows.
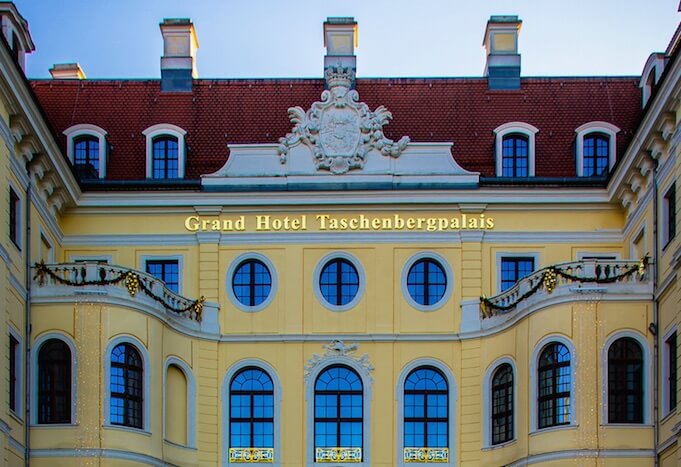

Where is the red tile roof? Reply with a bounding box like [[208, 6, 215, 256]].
[[30, 77, 641, 181]]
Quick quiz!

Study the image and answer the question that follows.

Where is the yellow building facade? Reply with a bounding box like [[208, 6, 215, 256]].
[[0, 4, 680, 467]]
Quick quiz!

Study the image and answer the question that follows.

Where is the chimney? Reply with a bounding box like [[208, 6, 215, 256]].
[[160, 18, 198, 92], [323, 17, 357, 83], [483, 15, 522, 90], [49, 63, 86, 79]]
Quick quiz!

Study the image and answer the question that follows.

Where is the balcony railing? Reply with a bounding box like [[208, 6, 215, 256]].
[[228, 448, 274, 463], [481, 258, 649, 318], [32, 262, 204, 322], [315, 447, 362, 463], [403, 447, 449, 463]]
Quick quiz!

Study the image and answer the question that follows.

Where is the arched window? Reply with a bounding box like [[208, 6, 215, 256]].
[[314, 365, 363, 462], [230, 368, 274, 451], [537, 343, 571, 429], [232, 259, 272, 307], [582, 133, 610, 177], [110, 343, 143, 428], [152, 136, 179, 179], [608, 337, 643, 423], [406, 259, 447, 307], [166, 364, 188, 445], [491, 363, 513, 444], [38, 339, 71, 424], [403, 367, 448, 459], [73, 135, 100, 179], [319, 258, 359, 307], [501, 134, 529, 177]]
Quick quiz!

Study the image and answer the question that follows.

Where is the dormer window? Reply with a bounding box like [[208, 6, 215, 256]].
[[575, 122, 619, 177], [494, 122, 539, 177], [143, 124, 187, 179], [63, 124, 108, 179]]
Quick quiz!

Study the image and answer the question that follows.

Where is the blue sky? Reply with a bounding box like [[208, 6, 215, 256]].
[[14, 0, 681, 79]]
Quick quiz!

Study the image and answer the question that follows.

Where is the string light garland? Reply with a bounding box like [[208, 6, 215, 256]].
[[33, 261, 204, 321], [480, 257, 649, 318]]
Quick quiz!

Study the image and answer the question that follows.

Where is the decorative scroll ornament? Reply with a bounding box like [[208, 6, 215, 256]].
[[304, 340, 374, 382], [278, 66, 410, 174]]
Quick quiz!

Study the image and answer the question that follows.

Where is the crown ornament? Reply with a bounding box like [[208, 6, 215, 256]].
[[324, 65, 355, 89]]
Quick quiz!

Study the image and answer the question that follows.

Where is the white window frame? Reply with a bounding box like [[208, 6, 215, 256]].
[[395, 358, 457, 466], [401, 252, 453, 312], [8, 181, 23, 251], [8, 326, 23, 418], [70, 254, 112, 264], [482, 357, 517, 449], [495, 252, 539, 295], [164, 356, 197, 448], [63, 124, 108, 179], [630, 226, 646, 260], [639, 53, 665, 108], [493, 122, 539, 177], [576, 252, 620, 261], [529, 335, 577, 433], [601, 330, 652, 425], [141, 254, 184, 295], [143, 124, 187, 179], [31, 332, 78, 425], [226, 252, 278, 312], [39, 229, 55, 264], [662, 326, 677, 418], [313, 251, 366, 312], [103, 335, 151, 433], [222, 359, 282, 466], [574, 121, 620, 177]]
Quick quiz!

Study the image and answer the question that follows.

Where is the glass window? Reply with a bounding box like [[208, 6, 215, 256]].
[[491, 363, 513, 444], [152, 136, 179, 179], [538, 343, 571, 429], [110, 343, 143, 429], [500, 257, 535, 292], [608, 337, 644, 423], [230, 368, 274, 449], [73, 135, 100, 179], [403, 367, 448, 450], [314, 366, 363, 460], [145, 259, 179, 294], [664, 183, 676, 248], [667, 332, 677, 412], [9, 334, 18, 412], [582, 133, 610, 177], [38, 339, 72, 424], [501, 134, 529, 177], [232, 259, 272, 307], [407, 259, 447, 306], [9, 187, 20, 249], [319, 258, 359, 307]]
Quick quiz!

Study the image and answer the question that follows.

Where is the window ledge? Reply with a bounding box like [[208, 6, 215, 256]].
[[9, 410, 23, 424], [529, 423, 577, 436], [103, 424, 151, 436], [600, 423, 654, 428], [31, 423, 78, 428], [660, 410, 677, 425], [163, 439, 197, 450], [482, 439, 517, 451]]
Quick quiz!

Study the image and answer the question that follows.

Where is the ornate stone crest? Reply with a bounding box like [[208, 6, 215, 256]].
[[278, 66, 410, 174], [304, 339, 374, 382]]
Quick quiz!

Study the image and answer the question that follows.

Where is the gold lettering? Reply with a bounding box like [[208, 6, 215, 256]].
[[290, 217, 300, 230], [302, 215, 307, 230], [406, 218, 416, 229], [427, 218, 437, 232], [271, 218, 282, 230], [317, 214, 329, 230], [382, 217, 392, 230], [329, 218, 339, 229], [451, 217, 460, 229], [468, 217, 478, 229], [486, 217, 495, 229], [394, 214, 405, 230], [234, 216, 245, 231], [461, 214, 467, 229], [339, 218, 348, 229], [359, 214, 370, 230], [256, 215, 270, 231], [371, 217, 382, 229], [349, 218, 359, 230], [417, 218, 425, 229], [438, 218, 448, 231], [185, 216, 200, 231]]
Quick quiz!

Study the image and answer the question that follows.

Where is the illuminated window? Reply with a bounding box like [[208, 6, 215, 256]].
[[607, 338, 643, 423], [229, 368, 274, 450], [145, 259, 179, 294], [110, 343, 143, 429], [152, 136, 179, 179], [232, 259, 272, 307], [491, 363, 513, 444], [537, 343, 571, 429], [319, 258, 359, 307], [38, 339, 72, 424], [406, 259, 447, 306], [403, 367, 448, 451], [582, 133, 610, 177], [501, 134, 529, 177]]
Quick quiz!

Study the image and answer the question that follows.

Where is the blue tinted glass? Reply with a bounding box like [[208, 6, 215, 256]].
[[233, 260, 272, 307], [319, 259, 359, 306], [502, 135, 529, 177], [403, 367, 448, 448], [407, 259, 447, 306], [145, 260, 179, 293], [152, 137, 179, 179], [229, 368, 274, 449]]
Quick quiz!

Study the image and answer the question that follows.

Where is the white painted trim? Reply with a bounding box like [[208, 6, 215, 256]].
[[7, 180, 24, 251], [505, 448, 654, 466], [313, 252, 366, 312], [601, 330, 652, 424], [395, 358, 457, 467], [31, 332, 77, 425], [163, 356, 197, 448], [495, 252, 539, 295], [493, 122, 539, 177], [8, 326, 24, 418], [575, 122, 620, 177], [305, 357, 373, 467], [143, 124, 187, 179], [226, 252, 278, 312], [63, 124, 108, 178], [69, 254, 112, 264], [103, 335, 151, 431], [629, 225, 646, 260], [222, 359, 282, 467], [662, 326, 678, 418], [140, 254, 184, 295], [39, 228, 56, 264], [529, 335, 577, 432], [482, 357, 517, 448], [576, 252, 621, 261], [401, 252, 453, 312]]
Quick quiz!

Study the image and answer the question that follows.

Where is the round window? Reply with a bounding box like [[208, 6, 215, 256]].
[[319, 258, 359, 307], [232, 259, 272, 307], [406, 258, 447, 306]]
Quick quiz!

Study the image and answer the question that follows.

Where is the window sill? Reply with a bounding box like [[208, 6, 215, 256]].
[[482, 439, 517, 451], [163, 439, 197, 450], [600, 423, 654, 428], [103, 423, 151, 436], [31, 423, 78, 428], [529, 423, 577, 436], [660, 409, 677, 425], [9, 410, 23, 424]]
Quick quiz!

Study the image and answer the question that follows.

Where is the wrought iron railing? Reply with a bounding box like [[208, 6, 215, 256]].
[[228, 448, 274, 463], [403, 447, 449, 463], [33, 261, 204, 322], [315, 447, 362, 463]]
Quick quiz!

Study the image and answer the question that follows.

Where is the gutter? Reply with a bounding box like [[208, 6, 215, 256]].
[[23, 180, 31, 467]]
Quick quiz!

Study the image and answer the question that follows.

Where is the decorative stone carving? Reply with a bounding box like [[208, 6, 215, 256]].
[[304, 339, 374, 382], [278, 66, 410, 174]]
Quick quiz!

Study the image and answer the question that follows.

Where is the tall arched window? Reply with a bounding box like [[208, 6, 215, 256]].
[[314, 365, 363, 462], [491, 363, 513, 445], [501, 134, 529, 177], [582, 133, 610, 177], [537, 343, 571, 429], [38, 339, 71, 424], [608, 337, 644, 423], [73, 135, 100, 179], [110, 343, 143, 428], [152, 136, 179, 179], [403, 367, 448, 461], [230, 368, 274, 455]]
